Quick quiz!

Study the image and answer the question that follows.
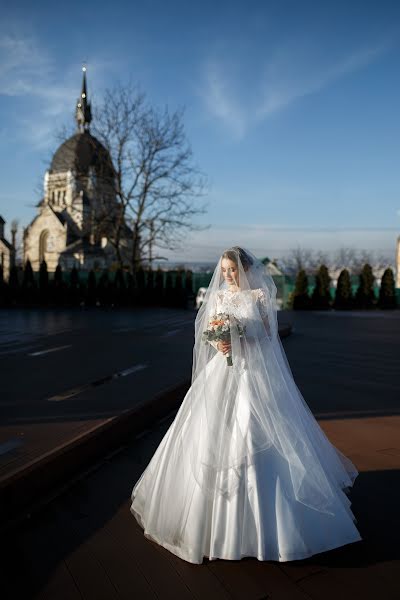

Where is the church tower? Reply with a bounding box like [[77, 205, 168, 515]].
[[23, 67, 131, 272]]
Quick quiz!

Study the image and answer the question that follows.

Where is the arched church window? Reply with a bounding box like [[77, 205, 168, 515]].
[[39, 230, 49, 263]]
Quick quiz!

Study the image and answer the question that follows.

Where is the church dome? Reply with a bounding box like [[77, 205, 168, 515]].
[[50, 131, 115, 179], [50, 67, 115, 180]]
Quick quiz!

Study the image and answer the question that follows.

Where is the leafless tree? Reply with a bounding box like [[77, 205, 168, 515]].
[[279, 245, 320, 275], [313, 249, 331, 271], [354, 249, 375, 271], [91, 83, 208, 271], [280, 244, 395, 278], [373, 251, 395, 270], [321, 245, 394, 275], [5, 219, 23, 265], [333, 247, 378, 273], [331, 246, 358, 271]]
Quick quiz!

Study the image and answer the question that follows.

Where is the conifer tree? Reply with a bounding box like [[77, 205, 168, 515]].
[[311, 264, 331, 309], [98, 270, 111, 306], [333, 268, 353, 309], [22, 259, 37, 306], [354, 263, 375, 309], [378, 267, 397, 309], [136, 265, 145, 305], [175, 268, 185, 308], [69, 266, 81, 306], [8, 265, 20, 306], [165, 271, 173, 307], [53, 264, 64, 306], [86, 269, 97, 306], [126, 272, 135, 306], [145, 268, 154, 305], [292, 269, 311, 309], [155, 268, 164, 305], [185, 269, 194, 308], [39, 260, 49, 305], [114, 268, 127, 306]]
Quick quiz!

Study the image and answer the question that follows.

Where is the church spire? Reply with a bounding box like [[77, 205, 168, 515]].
[[75, 65, 92, 132]]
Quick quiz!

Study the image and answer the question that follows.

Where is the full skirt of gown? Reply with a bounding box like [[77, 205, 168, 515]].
[[130, 350, 362, 564]]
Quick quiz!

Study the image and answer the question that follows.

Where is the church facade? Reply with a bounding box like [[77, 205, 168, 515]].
[[23, 68, 132, 272]]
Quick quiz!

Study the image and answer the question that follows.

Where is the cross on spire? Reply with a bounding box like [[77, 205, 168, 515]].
[[75, 65, 92, 132]]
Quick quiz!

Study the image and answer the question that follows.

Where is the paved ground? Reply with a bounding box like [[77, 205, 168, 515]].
[[0, 306, 196, 417], [1, 309, 400, 599], [0, 307, 196, 483]]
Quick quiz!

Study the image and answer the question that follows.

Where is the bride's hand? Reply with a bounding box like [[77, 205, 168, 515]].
[[217, 341, 231, 354]]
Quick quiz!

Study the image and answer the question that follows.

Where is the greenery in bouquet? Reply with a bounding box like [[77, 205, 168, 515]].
[[202, 312, 246, 366]]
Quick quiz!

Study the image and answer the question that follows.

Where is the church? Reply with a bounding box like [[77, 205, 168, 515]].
[[23, 67, 132, 272]]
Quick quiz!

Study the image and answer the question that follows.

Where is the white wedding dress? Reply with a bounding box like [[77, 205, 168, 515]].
[[130, 288, 362, 564]]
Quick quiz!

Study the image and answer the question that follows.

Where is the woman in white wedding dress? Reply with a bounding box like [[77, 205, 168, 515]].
[[130, 246, 362, 564]]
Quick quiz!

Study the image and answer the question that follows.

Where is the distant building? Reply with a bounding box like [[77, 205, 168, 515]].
[[260, 256, 284, 277], [23, 67, 132, 272], [260, 257, 285, 308], [0, 216, 15, 281]]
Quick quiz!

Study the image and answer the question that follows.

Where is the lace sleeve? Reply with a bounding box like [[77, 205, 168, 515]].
[[254, 288, 267, 317], [254, 288, 271, 338]]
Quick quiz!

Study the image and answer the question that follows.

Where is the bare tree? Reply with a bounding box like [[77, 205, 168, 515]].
[[332, 246, 358, 271], [92, 83, 208, 271], [313, 249, 331, 271], [9, 219, 23, 265], [373, 251, 395, 270], [279, 245, 318, 275], [354, 249, 375, 271], [334, 248, 378, 273], [319, 246, 394, 275]]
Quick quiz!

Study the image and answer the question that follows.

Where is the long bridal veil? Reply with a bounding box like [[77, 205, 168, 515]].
[[182, 246, 358, 514]]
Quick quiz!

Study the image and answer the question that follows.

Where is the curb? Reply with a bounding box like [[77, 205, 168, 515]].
[[0, 323, 292, 531], [0, 380, 191, 531]]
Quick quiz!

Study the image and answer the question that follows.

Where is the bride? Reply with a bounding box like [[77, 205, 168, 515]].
[[130, 246, 362, 564]]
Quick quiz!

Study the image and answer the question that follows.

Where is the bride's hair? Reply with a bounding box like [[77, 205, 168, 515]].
[[222, 246, 254, 271]]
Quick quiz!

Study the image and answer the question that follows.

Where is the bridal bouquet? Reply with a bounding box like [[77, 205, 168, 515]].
[[202, 312, 246, 366]]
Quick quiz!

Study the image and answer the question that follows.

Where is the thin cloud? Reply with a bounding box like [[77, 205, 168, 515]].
[[257, 40, 392, 120], [0, 30, 75, 148], [0, 32, 52, 95], [201, 39, 393, 139], [202, 60, 246, 138], [0, 28, 111, 149]]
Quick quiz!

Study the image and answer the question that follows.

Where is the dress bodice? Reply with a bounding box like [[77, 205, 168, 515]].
[[215, 288, 268, 321]]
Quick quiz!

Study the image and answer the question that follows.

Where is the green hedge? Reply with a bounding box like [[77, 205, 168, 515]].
[[0, 260, 196, 310], [290, 264, 398, 310]]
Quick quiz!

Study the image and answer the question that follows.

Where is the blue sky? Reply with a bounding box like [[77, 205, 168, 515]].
[[1, 0, 399, 263]]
